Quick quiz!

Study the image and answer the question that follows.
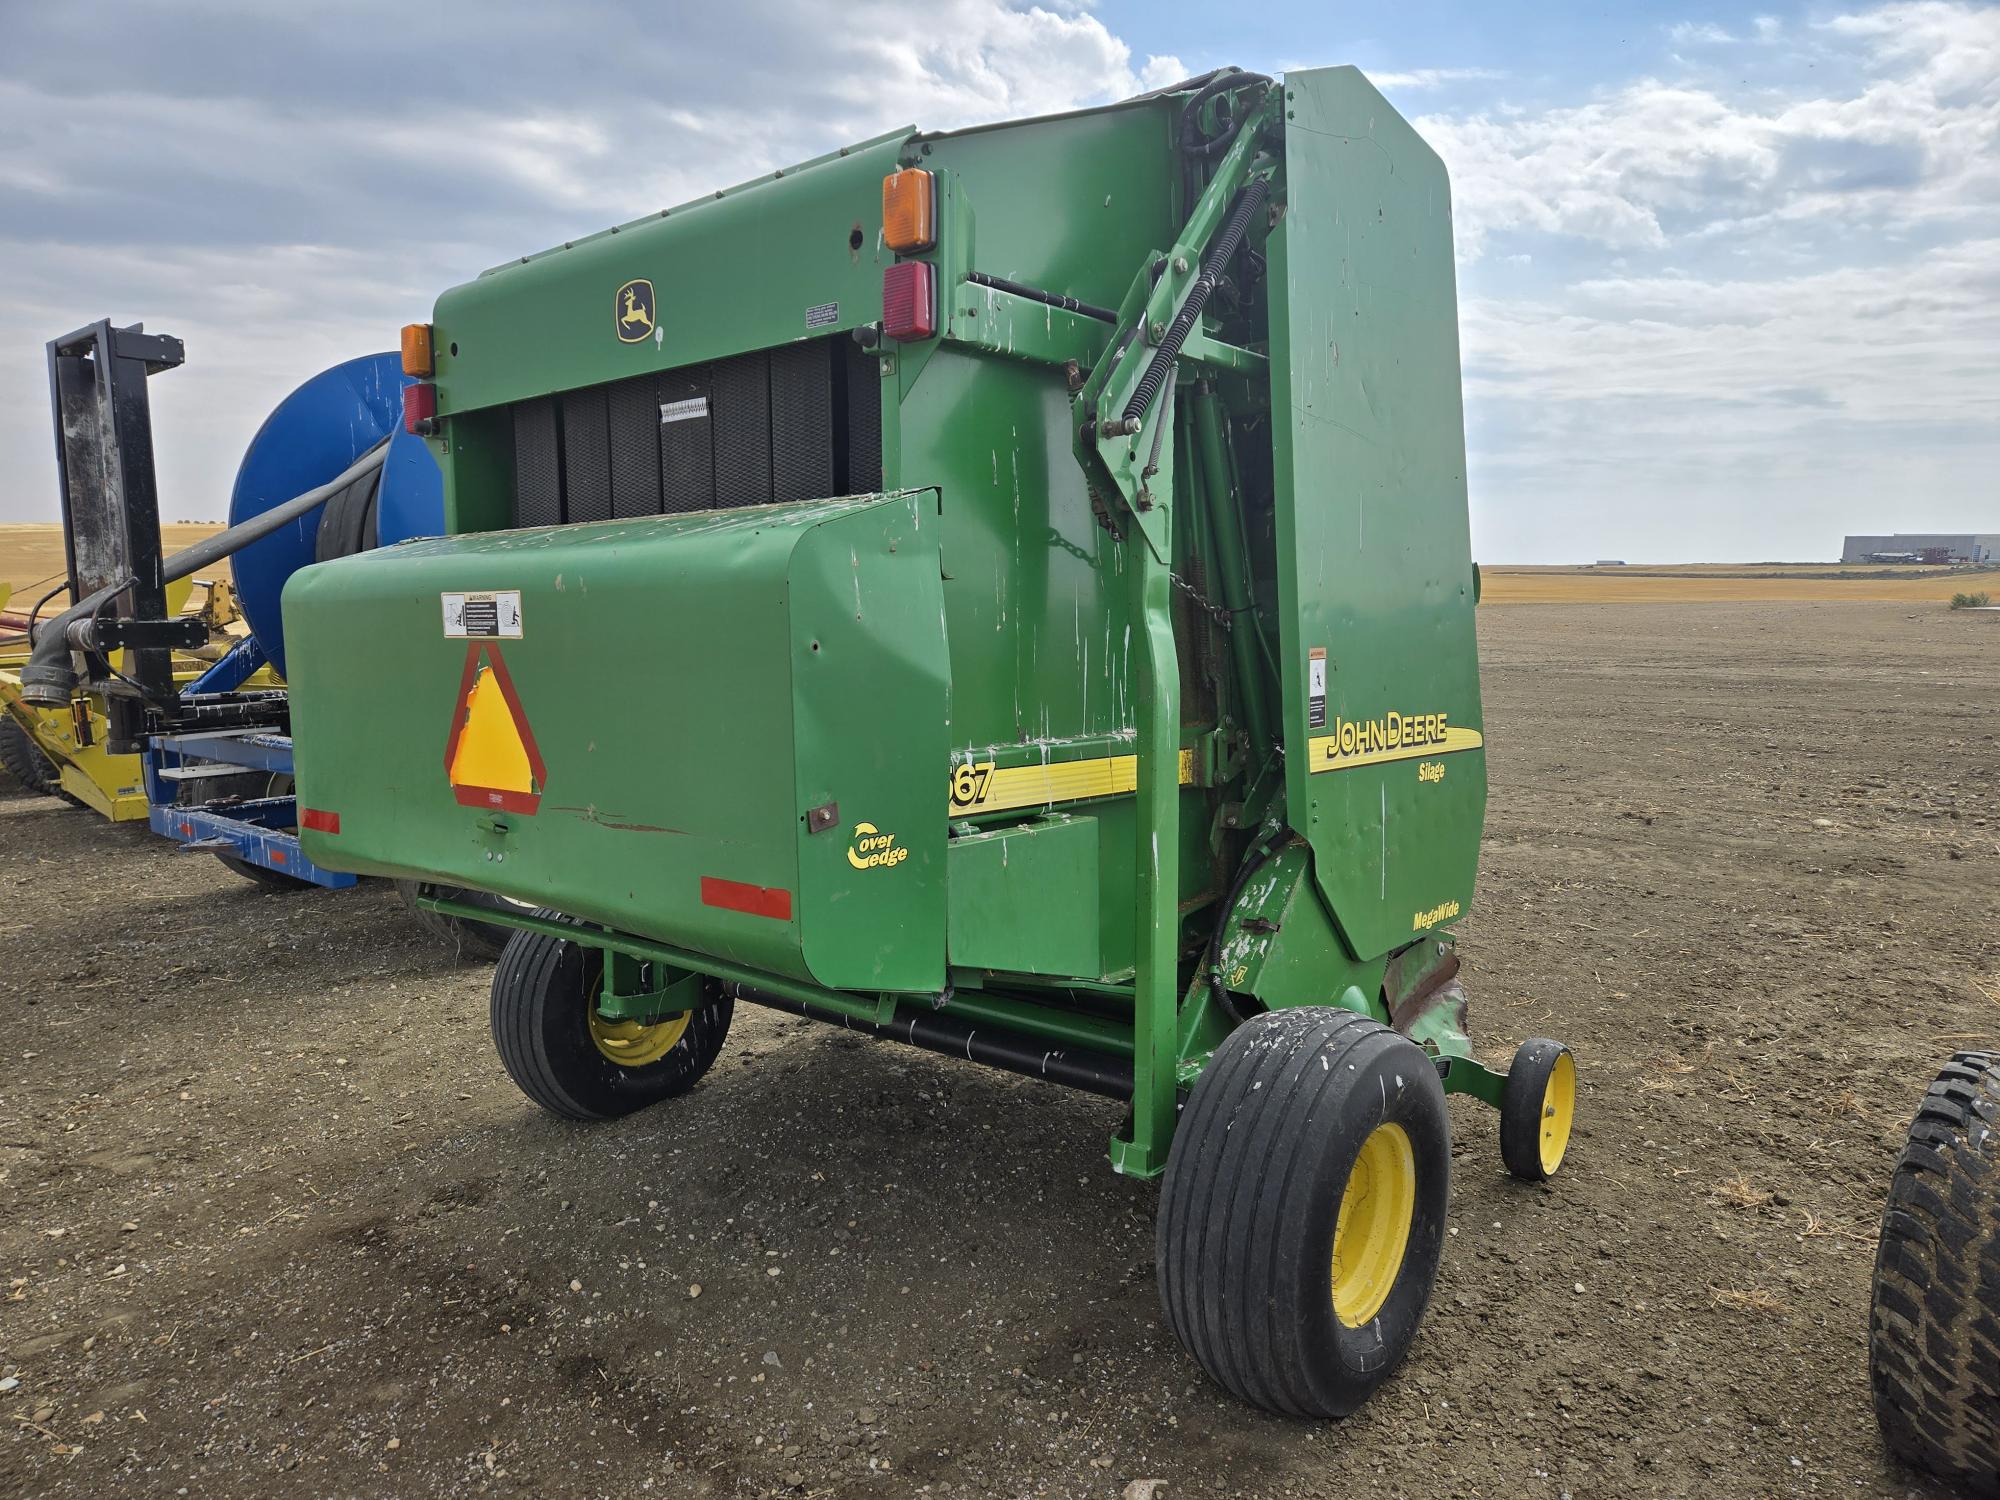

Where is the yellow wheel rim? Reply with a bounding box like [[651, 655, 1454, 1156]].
[[587, 1007, 690, 1068], [1538, 1051, 1577, 1176], [1331, 1122, 1417, 1328]]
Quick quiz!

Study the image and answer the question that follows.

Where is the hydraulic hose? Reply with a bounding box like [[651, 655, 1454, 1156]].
[[1122, 177, 1270, 425], [1179, 71, 1272, 159], [18, 440, 389, 706]]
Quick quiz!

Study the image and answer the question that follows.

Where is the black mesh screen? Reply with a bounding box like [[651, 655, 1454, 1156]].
[[560, 388, 613, 523], [710, 352, 773, 510], [657, 367, 714, 515], [607, 379, 662, 519], [769, 342, 835, 504], [511, 398, 563, 528], [505, 335, 881, 528], [845, 340, 883, 494]]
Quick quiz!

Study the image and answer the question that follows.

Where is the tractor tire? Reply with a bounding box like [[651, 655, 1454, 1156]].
[[1500, 1038, 1578, 1181], [1157, 1007, 1451, 1418], [1, 715, 62, 797], [490, 918, 733, 1121], [1870, 1051, 2000, 1496], [395, 880, 521, 962], [215, 852, 305, 891]]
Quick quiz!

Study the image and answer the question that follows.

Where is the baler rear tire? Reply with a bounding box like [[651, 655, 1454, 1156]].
[[1156, 1007, 1451, 1418], [490, 921, 732, 1121], [1870, 1051, 2000, 1496]]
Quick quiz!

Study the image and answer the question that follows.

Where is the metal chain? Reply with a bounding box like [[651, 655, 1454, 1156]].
[[1171, 571, 1233, 631]]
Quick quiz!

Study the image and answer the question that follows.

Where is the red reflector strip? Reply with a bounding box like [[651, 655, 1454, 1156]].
[[881, 260, 936, 341], [699, 876, 792, 921], [302, 808, 341, 833], [402, 381, 437, 434]]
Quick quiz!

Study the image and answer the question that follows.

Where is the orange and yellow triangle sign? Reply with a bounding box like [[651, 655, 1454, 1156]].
[[443, 643, 546, 814]]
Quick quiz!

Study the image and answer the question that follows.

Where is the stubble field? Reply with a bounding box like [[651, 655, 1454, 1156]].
[[2, 594, 1996, 1499]]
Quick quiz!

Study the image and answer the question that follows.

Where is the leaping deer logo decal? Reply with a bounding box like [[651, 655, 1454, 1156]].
[[614, 279, 656, 343]]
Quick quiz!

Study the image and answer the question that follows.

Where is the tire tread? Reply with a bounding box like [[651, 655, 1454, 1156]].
[[1871, 1050, 2000, 1495], [1159, 1008, 1447, 1418]]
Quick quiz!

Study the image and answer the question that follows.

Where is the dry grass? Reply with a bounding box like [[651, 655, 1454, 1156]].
[[1711, 1173, 1776, 1210], [1485, 564, 2000, 605], [1, 523, 230, 598], [1636, 1046, 1709, 1093], [1708, 1284, 1790, 1315], [1798, 1209, 1876, 1245]]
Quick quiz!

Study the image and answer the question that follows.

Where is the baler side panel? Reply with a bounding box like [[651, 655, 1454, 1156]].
[[1268, 67, 1488, 962], [791, 492, 949, 993], [286, 496, 945, 989]]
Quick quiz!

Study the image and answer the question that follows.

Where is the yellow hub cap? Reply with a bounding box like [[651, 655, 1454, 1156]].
[[1539, 1051, 1577, 1176], [1331, 1122, 1417, 1328], [587, 1007, 690, 1068]]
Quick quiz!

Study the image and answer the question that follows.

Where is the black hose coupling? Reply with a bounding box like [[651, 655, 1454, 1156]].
[[16, 657, 78, 707]]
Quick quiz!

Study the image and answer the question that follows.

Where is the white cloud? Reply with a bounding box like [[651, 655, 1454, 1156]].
[[1434, 2, 2000, 559], [1367, 67, 1505, 91], [1426, 1, 2000, 258], [1665, 22, 1737, 45], [0, 0, 1183, 523], [1464, 240, 2000, 430], [0, 0, 1992, 564]]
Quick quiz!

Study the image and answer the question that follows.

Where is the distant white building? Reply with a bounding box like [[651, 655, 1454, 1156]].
[[1841, 533, 1999, 564]]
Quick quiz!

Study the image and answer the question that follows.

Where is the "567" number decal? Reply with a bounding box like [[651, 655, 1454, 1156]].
[[949, 760, 998, 811]]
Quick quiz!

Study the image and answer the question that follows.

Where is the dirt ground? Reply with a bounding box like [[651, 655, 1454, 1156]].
[[2, 598, 1996, 1499]]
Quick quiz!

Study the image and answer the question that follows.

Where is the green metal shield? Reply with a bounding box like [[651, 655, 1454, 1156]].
[[284, 490, 949, 993], [1267, 67, 1488, 962]]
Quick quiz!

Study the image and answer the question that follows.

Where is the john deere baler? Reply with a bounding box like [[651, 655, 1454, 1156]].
[[283, 65, 1576, 1418]]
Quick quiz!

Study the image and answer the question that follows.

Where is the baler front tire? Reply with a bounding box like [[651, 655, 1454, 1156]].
[[490, 923, 732, 1121], [1870, 1051, 2000, 1496], [1500, 1039, 1577, 1181], [1156, 1007, 1451, 1418]]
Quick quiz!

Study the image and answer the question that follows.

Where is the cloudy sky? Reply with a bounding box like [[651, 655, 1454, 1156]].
[[2, 1, 1994, 560]]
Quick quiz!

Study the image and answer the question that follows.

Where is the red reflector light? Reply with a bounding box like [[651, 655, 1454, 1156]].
[[699, 875, 793, 921], [302, 808, 341, 834], [402, 382, 437, 434], [881, 261, 935, 341]]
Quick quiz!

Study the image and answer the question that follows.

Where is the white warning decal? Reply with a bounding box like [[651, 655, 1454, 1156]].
[[443, 590, 524, 639]]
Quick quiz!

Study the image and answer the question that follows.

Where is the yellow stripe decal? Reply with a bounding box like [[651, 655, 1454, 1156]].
[[1307, 724, 1484, 774], [949, 748, 1195, 817]]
